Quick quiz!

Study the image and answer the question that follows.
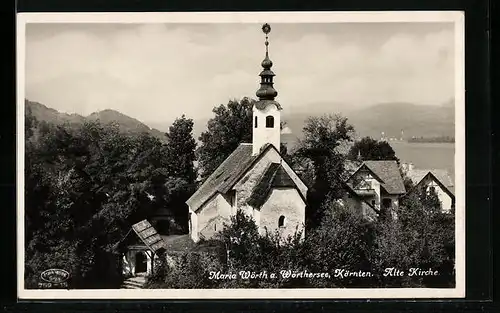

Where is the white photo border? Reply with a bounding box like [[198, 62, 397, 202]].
[[16, 11, 466, 300]]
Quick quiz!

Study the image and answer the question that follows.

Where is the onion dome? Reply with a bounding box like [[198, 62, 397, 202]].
[[256, 23, 278, 101]]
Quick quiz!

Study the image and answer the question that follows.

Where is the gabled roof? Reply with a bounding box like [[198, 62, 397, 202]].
[[344, 160, 362, 178], [408, 168, 455, 196], [187, 143, 275, 212], [247, 163, 304, 208], [351, 160, 406, 195], [115, 220, 166, 253]]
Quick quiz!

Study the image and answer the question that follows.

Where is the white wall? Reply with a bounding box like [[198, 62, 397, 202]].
[[194, 193, 233, 241], [259, 188, 306, 239], [252, 103, 281, 155], [348, 171, 382, 210]]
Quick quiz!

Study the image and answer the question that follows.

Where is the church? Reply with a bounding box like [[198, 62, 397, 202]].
[[186, 24, 308, 242]]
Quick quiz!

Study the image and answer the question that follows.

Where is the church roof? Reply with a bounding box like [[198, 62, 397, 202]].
[[247, 163, 301, 208], [357, 160, 406, 194], [187, 143, 272, 212]]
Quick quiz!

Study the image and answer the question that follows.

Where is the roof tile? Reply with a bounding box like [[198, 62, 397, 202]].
[[362, 160, 406, 194]]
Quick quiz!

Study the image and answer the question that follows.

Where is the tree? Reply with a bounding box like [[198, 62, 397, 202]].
[[24, 120, 186, 288], [165, 115, 197, 185], [348, 136, 399, 162], [304, 202, 375, 287], [293, 114, 355, 229], [196, 98, 255, 180], [164, 115, 198, 232], [376, 186, 455, 287]]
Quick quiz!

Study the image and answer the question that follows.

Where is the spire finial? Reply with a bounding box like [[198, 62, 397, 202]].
[[262, 23, 271, 55], [256, 23, 278, 101]]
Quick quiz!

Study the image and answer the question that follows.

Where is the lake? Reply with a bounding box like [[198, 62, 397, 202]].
[[385, 141, 455, 181]]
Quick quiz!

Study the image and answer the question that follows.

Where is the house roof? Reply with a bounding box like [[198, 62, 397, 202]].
[[114, 220, 166, 253], [408, 168, 455, 196], [187, 143, 275, 212], [247, 163, 302, 208], [361, 160, 406, 194], [131, 220, 166, 253]]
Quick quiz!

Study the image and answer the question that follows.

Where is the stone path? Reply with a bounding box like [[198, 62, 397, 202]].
[[120, 273, 147, 289]]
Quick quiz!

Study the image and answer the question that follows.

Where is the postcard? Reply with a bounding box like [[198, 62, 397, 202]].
[[17, 11, 465, 299]]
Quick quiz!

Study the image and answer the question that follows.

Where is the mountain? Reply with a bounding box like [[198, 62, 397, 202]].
[[277, 101, 454, 146], [348, 102, 454, 140], [26, 100, 167, 141]]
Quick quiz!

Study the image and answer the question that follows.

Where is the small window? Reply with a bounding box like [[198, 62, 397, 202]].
[[266, 115, 274, 128], [214, 224, 217, 231], [278, 215, 285, 227], [429, 186, 436, 194], [254, 116, 258, 128], [371, 200, 376, 206]]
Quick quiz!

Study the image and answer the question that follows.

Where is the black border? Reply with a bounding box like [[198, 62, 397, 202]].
[[3, 0, 495, 311]]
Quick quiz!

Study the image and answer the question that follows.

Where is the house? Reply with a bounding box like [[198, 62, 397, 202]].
[[186, 24, 308, 242], [344, 160, 406, 219], [406, 166, 455, 213]]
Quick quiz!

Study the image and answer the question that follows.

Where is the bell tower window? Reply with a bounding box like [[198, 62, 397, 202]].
[[254, 116, 258, 128], [266, 115, 274, 128]]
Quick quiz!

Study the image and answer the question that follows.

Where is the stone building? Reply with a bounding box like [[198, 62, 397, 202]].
[[186, 24, 308, 242]]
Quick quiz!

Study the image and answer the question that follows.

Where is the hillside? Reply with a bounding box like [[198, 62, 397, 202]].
[[26, 100, 167, 141], [279, 101, 454, 144]]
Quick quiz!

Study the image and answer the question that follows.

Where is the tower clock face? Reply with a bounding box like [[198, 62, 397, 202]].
[[262, 23, 271, 34]]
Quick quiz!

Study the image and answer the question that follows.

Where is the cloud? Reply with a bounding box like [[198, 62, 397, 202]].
[[25, 23, 455, 126]]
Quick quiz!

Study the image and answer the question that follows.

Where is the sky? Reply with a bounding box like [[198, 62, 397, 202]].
[[25, 22, 455, 127]]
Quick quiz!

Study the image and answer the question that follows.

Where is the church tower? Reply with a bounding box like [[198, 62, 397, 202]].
[[252, 23, 282, 156]]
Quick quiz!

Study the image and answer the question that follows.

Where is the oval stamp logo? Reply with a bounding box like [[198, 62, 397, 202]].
[[40, 269, 69, 284]]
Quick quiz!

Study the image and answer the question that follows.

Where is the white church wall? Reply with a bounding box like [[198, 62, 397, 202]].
[[188, 207, 199, 242], [195, 193, 233, 241], [252, 103, 281, 155], [259, 187, 305, 238]]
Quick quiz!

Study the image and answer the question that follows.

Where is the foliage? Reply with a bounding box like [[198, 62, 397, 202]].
[[196, 98, 255, 180], [147, 251, 223, 289], [292, 114, 355, 229], [165, 115, 197, 185], [348, 136, 400, 162], [164, 115, 198, 232], [149, 189, 455, 289], [24, 111, 197, 288], [370, 186, 455, 287], [303, 202, 376, 287]]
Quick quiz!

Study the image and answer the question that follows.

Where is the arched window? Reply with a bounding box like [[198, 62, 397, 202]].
[[278, 215, 285, 228], [254, 116, 258, 128], [266, 115, 274, 128]]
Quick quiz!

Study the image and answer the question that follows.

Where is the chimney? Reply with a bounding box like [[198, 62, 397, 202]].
[[409, 163, 414, 171]]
